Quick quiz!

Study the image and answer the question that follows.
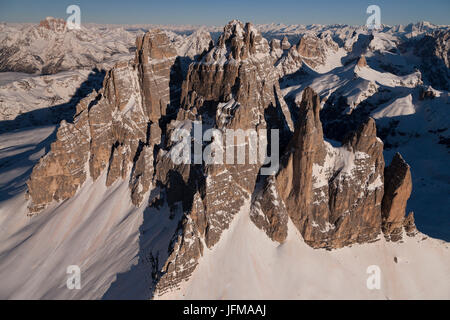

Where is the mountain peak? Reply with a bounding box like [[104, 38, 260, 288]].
[[38, 17, 66, 33]]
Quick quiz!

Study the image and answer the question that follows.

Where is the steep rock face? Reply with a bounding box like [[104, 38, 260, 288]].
[[26, 30, 179, 212], [38, 17, 66, 33], [179, 20, 291, 246], [275, 32, 339, 77], [403, 212, 418, 237], [135, 30, 178, 122], [275, 45, 304, 77], [381, 152, 414, 241], [154, 191, 205, 296], [0, 18, 134, 74], [181, 21, 282, 109], [153, 20, 294, 295], [281, 36, 291, 50], [296, 33, 338, 68], [26, 96, 93, 213], [252, 88, 385, 249], [357, 55, 368, 68], [250, 176, 289, 243]]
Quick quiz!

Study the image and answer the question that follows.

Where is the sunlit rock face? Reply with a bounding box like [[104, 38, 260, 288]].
[[25, 21, 420, 298], [252, 88, 387, 249], [26, 29, 179, 212]]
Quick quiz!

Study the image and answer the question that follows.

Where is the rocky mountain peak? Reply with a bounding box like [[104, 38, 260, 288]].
[[135, 29, 177, 61], [381, 152, 414, 241], [274, 31, 339, 76], [252, 87, 387, 249], [38, 17, 67, 33], [295, 32, 338, 68], [281, 36, 291, 50], [342, 117, 378, 152], [21, 21, 425, 298], [209, 20, 269, 62], [181, 20, 285, 113]]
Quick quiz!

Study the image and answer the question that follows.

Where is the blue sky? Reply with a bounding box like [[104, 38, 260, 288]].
[[1, 0, 449, 26]]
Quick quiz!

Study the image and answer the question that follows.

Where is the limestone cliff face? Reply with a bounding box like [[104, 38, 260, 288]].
[[296, 33, 338, 67], [176, 20, 292, 247], [382, 152, 414, 241], [357, 55, 368, 68], [135, 30, 178, 122], [252, 87, 386, 249], [27, 30, 179, 212]]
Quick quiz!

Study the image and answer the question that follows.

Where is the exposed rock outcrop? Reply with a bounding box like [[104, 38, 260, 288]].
[[24, 21, 420, 298], [381, 152, 414, 241], [403, 212, 418, 237], [296, 33, 338, 68], [275, 32, 339, 77], [252, 87, 385, 249], [357, 55, 368, 68], [135, 29, 178, 122], [250, 176, 289, 243], [38, 17, 66, 33], [27, 29, 179, 212], [177, 20, 292, 246], [153, 21, 294, 294], [281, 36, 291, 50]]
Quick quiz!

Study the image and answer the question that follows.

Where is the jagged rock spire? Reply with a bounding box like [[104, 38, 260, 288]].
[[382, 152, 414, 241]]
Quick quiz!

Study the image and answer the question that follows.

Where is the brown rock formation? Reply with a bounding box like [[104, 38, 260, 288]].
[[177, 20, 291, 247], [250, 176, 288, 243], [296, 33, 338, 68], [252, 87, 385, 249], [39, 17, 66, 33], [275, 32, 338, 77], [357, 55, 368, 68], [27, 29, 179, 212], [403, 212, 418, 237], [281, 36, 291, 50], [135, 30, 178, 122], [382, 152, 413, 241], [25, 21, 420, 298]]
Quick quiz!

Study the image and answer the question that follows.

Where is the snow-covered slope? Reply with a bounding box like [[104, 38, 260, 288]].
[[0, 19, 213, 75], [161, 201, 449, 300]]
